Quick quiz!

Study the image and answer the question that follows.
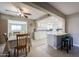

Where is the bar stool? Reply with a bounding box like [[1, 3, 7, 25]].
[[61, 35, 73, 53]]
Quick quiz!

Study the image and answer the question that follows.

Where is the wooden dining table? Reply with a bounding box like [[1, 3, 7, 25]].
[[8, 36, 16, 41], [8, 36, 17, 49]]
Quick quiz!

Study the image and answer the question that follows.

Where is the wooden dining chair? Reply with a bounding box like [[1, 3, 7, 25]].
[[14, 33, 31, 56], [3, 33, 10, 56]]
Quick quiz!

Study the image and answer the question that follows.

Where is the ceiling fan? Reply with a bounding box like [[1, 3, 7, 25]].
[[5, 3, 31, 18]]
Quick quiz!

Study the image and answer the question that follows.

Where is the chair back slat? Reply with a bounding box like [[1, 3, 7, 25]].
[[16, 34, 28, 47]]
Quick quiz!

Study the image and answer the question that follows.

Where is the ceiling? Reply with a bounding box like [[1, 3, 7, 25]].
[[1, 2, 79, 19], [0, 2, 47, 20], [49, 2, 79, 15]]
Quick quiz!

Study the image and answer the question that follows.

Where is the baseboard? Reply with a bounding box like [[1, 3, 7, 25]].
[[73, 44, 79, 47], [48, 44, 79, 49]]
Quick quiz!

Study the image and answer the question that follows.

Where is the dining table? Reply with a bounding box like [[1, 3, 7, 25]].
[[8, 36, 17, 49], [8, 36, 16, 41]]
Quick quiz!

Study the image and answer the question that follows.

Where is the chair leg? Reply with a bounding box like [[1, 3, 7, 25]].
[[14, 49, 19, 57], [67, 42, 69, 53], [14, 49, 16, 56], [61, 41, 63, 50], [28, 43, 31, 52], [8, 51, 10, 57], [25, 48, 27, 56], [17, 50, 19, 57], [28, 46, 30, 52], [71, 39, 73, 47], [69, 45, 71, 50], [67, 48, 69, 53]]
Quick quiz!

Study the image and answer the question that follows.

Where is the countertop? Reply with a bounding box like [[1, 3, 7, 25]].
[[47, 32, 68, 36]]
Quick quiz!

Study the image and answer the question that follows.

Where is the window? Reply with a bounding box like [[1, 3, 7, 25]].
[[8, 20, 27, 33], [11, 25, 22, 31]]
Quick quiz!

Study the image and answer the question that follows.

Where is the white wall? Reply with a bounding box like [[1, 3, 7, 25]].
[[0, 16, 8, 34], [66, 13, 79, 46]]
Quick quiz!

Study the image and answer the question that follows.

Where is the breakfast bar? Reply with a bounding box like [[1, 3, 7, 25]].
[[47, 33, 68, 49]]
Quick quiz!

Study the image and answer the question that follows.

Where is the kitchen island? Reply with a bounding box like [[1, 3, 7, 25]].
[[47, 33, 68, 49]]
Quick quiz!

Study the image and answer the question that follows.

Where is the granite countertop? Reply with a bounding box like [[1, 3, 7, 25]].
[[47, 32, 68, 36]]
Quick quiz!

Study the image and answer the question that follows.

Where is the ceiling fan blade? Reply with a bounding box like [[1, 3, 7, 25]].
[[24, 15, 28, 18], [24, 13, 31, 15], [5, 10, 18, 13], [11, 3, 31, 18], [11, 3, 22, 13]]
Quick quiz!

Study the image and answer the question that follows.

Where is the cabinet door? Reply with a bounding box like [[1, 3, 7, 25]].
[[47, 34, 57, 49], [57, 36, 62, 48]]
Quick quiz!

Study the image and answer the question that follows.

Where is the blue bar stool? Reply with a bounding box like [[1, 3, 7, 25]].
[[61, 35, 73, 53]]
